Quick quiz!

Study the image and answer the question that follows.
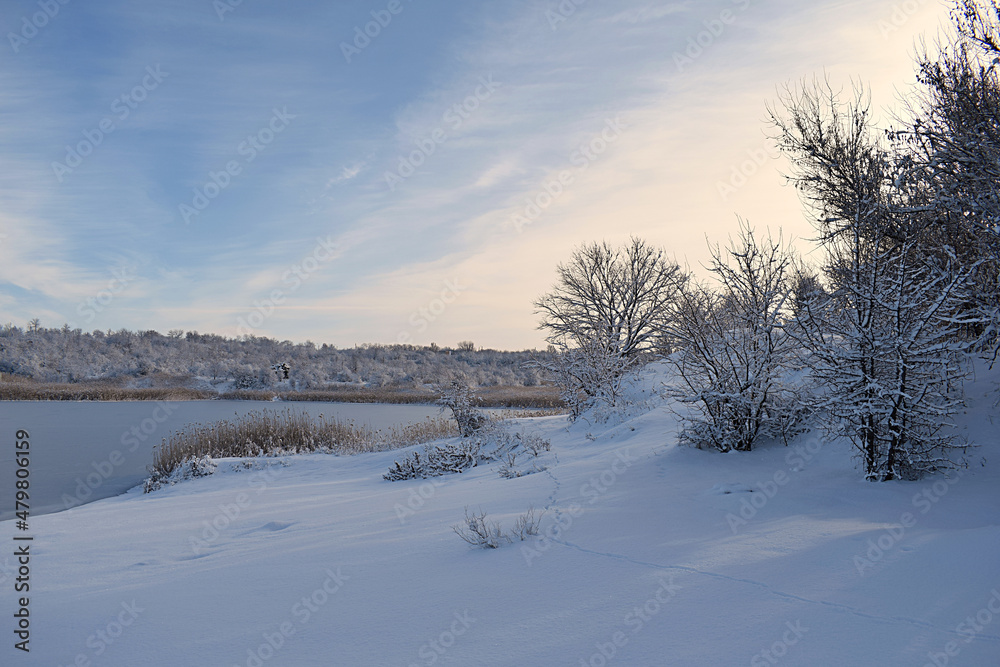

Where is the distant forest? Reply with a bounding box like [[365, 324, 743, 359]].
[[0, 323, 554, 390]]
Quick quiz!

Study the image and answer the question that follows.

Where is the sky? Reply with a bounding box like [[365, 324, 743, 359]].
[[0, 0, 950, 350]]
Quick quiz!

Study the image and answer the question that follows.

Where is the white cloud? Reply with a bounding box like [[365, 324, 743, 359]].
[[0, 0, 956, 348], [326, 163, 366, 189]]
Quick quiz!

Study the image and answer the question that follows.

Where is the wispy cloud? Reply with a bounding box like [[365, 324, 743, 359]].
[[0, 0, 948, 347]]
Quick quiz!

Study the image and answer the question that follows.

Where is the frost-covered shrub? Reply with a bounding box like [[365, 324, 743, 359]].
[[497, 450, 548, 479], [497, 451, 524, 479], [452, 506, 543, 549], [453, 507, 509, 549], [473, 421, 550, 472], [143, 455, 217, 493], [383, 440, 482, 481], [494, 429, 550, 478], [664, 225, 803, 452], [437, 381, 490, 437], [510, 506, 543, 540], [546, 337, 640, 421], [383, 421, 551, 481]]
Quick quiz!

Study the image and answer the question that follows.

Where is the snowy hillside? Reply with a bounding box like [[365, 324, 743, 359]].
[[0, 325, 551, 390], [4, 362, 1000, 666]]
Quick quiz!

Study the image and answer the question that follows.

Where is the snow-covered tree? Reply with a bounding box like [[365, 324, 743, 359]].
[[534, 238, 686, 418], [436, 380, 489, 437], [794, 235, 980, 479], [537, 325, 638, 420], [664, 223, 802, 452], [773, 78, 980, 480], [899, 2, 1000, 357], [534, 237, 686, 360], [0, 326, 555, 390]]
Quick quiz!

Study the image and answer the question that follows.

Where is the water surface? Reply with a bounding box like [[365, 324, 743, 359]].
[[1, 400, 444, 521]]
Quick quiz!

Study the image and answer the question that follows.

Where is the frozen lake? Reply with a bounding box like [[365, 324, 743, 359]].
[[1, 400, 444, 521]]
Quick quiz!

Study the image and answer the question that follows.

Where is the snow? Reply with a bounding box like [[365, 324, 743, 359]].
[[3, 361, 1000, 666]]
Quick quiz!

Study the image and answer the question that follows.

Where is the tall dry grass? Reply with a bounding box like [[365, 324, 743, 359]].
[[146, 409, 457, 486], [219, 387, 439, 404], [222, 385, 566, 408], [0, 377, 566, 409], [470, 386, 564, 409], [490, 408, 566, 420], [0, 380, 210, 401]]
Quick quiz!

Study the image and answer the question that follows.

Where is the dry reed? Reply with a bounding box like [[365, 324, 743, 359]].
[[146, 409, 458, 486], [0, 378, 565, 409], [0, 380, 211, 401]]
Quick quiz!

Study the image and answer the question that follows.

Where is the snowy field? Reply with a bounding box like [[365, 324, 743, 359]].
[[3, 362, 1000, 666]]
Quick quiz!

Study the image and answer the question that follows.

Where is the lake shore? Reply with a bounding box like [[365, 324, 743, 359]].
[[0, 380, 565, 409]]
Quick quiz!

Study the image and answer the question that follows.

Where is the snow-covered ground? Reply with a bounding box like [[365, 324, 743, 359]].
[[4, 362, 999, 666]]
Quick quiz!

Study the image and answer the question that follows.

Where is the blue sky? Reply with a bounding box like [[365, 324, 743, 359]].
[[0, 0, 947, 349]]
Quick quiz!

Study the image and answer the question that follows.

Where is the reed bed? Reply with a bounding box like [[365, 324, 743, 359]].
[[222, 385, 566, 409], [470, 386, 564, 409], [219, 387, 438, 404], [146, 409, 458, 486], [0, 378, 566, 409], [0, 381, 211, 402], [490, 408, 567, 420]]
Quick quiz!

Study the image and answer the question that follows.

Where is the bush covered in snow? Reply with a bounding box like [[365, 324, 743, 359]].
[[383, 421, 551, 481], [663, 224, 807, 452], [383, 440, 483, 481], [452, 506, 543, 549], [143, 455, 218, 493], [436, 380, 490, 437]]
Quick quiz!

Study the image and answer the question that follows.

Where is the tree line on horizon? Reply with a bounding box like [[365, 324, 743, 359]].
[[0, 324, 553, 391]]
